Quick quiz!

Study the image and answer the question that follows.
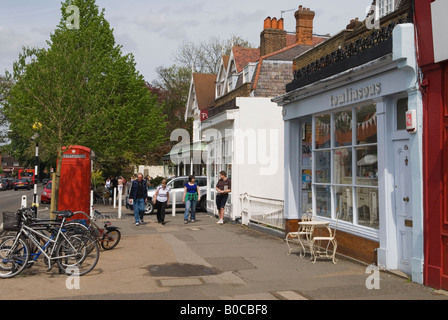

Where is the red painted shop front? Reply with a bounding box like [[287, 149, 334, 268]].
[[415, 0, 448, 290]]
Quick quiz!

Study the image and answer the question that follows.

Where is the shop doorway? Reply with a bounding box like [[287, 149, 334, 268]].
[[393, 139, 413, 275]]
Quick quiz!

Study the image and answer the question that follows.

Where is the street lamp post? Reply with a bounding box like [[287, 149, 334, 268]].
[[32, 122, 42, 218]]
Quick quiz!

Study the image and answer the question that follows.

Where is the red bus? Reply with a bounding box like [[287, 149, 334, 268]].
[[18, 169, 35, 184]]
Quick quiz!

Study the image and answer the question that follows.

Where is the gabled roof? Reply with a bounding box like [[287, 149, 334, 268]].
[[185, 73, 216, 122], [222, 55, 230, 72], [192, 73, 216, 111]]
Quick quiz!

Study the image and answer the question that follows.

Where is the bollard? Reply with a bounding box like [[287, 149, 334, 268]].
[[21, 195, 27, 209], [113, 188, 117, 208], [172, 191, 176, 217], [90, 190, 94, 219], [118, 191, 122, 219]]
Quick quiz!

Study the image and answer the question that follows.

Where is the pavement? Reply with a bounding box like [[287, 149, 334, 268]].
[[1, 204, 447, 303]]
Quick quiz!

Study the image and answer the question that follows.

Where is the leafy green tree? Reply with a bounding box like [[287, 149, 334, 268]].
[[0, 75, 13, 145], [4, 0, 167, 210]]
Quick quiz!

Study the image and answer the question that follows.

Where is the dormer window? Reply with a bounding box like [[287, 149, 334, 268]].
[[228, 74, 238, 91], [243, 63, 257, 84], [378, 0, 395, 18]]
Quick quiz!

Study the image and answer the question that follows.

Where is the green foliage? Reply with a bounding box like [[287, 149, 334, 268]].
[[91, 169, 105, 188], [150, 176, 166, 188]]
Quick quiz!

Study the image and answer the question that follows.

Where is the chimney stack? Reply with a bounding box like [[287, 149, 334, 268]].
[[260, 16, 287, 56], [295, 5, 315, 45], [346, 17, 362, 30]]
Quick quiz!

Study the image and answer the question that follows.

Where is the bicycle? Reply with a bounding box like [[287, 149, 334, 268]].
[[67, 209, 121, 251], [0, 208, 99, 279]]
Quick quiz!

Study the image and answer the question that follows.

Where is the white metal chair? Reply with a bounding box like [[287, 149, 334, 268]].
[[286, 210, 314, 257], [310, 211, 340, 264]]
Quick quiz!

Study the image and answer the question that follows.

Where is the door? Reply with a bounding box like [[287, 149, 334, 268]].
[[393, 139, 413, 275]]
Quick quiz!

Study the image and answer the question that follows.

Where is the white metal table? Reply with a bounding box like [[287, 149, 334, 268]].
[[298, 220, 337, 264]]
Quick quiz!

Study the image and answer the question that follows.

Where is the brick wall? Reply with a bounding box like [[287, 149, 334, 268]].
[[215, 82, 252, 106], [260, 29, 287, 57], [295, 6, 315, 46]]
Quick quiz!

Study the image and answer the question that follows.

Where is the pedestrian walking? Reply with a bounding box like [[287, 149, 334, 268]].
[[105, 177, 111, 192], [153, 179, 170, 225], [129, 173, 148, 226], [215, 171, 231, 225], [182, 175, 200, 224], [118, 176, 124, 195]]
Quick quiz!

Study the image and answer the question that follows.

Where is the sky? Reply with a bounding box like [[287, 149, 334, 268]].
[[0, 0, 373, 83]]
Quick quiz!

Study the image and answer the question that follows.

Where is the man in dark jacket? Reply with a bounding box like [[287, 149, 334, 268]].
[[129, 173, 147, 226]]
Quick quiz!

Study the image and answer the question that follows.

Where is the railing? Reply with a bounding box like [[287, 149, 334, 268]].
[[240, 194, 285, 230]]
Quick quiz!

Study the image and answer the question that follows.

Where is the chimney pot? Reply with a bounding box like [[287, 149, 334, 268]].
[[264, 17, 272, 29], [278, 18, 284, 30], [260, 16, 287, 56]]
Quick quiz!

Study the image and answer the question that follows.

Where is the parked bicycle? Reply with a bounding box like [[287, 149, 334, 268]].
[[67, 208, 121, 251], [0, 208, 99, 279]]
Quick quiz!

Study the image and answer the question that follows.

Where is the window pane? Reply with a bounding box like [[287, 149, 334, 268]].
[[315, 114, 331, 149], [302, 121, 312, 167], [334, 148, 352, 185], [315, 151, 331, 184], [356, 146, 378, 186], [356, 104, 377, 145], [315, 185, 331, 218], [397, 98, 408, 131], [335, 186, 353, 223], [301, 189, 313, 214], [357, 187, 379, 229], [334, 109, 352, 147]]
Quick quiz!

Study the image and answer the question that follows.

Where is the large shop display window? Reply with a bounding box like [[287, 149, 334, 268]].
[[310, 103, 379, 229]]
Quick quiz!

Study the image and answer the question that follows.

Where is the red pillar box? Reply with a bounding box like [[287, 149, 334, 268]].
[[58, 146, 93, 220]]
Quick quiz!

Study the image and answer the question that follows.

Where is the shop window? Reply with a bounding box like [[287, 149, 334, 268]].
[[315, 114, 331, 149], [301, 120, 313, 215], [356, 145, 378, 186], [357, 187, 379, 229], [334, 148, 352, 185], [335, 110, 353, 147], [356, 104, 377, 145], [315, 185, 331, 218], [310, 103, 379, 229]]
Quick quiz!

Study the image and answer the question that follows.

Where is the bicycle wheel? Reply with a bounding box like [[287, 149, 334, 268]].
[[55, 233, 99, 276], [101, 230, 121, 250], [0, 236, 30, 279]]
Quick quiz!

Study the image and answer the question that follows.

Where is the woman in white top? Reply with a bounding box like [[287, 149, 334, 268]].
[[153, 179, 170, 225]]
